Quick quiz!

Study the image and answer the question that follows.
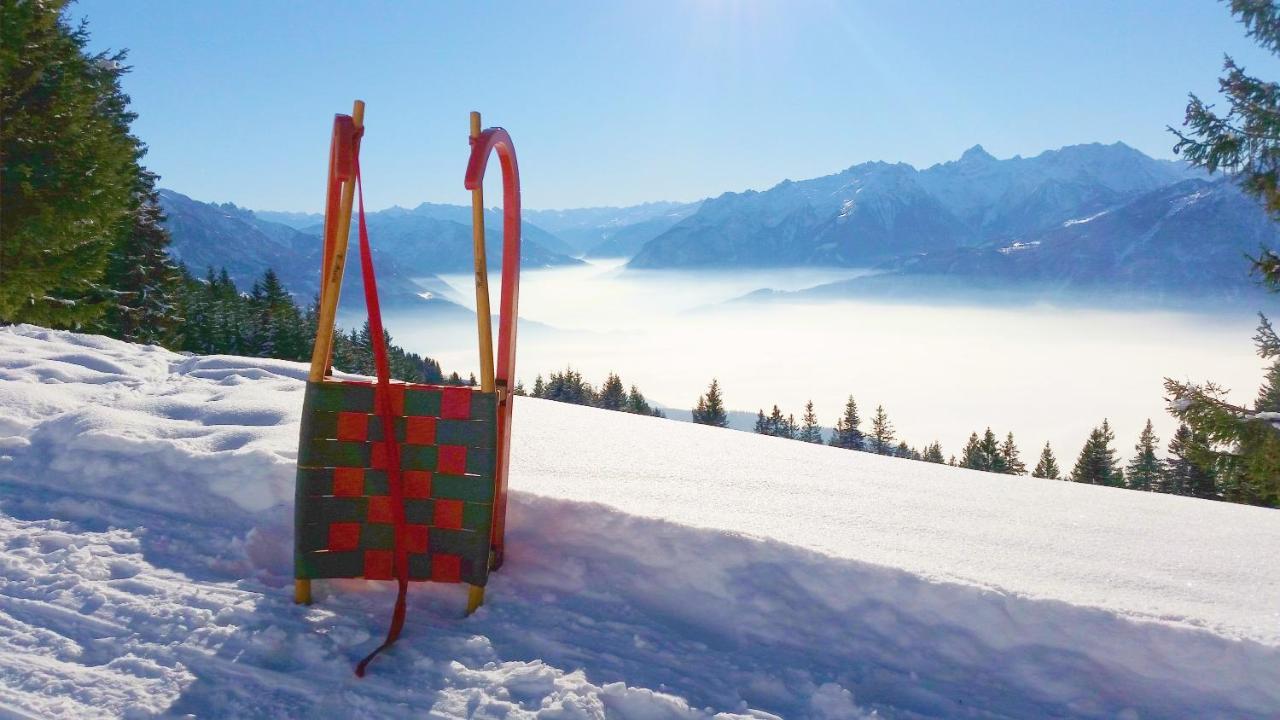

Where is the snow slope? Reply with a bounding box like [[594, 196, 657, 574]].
[[0, 325, 1277, 719]]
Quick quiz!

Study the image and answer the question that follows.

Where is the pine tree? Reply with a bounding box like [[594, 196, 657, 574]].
[[1165, 315, 1280, 506], [1125, 419, 1163, 492], [1032, 442, 1061, 479], [767, 405, 787, 437], [999, 432, 1026, 475], [532, 375, 546, 398], [625, 385, 659, 416], [1070, 420, 1123, 487], [869, 405, 895, 455], [1166, 4, 1280, 507], [543, 367, 594, 405], [513, 380, 526, 396], [828, 395, 864, 450], [691, 378, 728, 427], [754, 409, 770, 435], [598, 373, 626, 411], [982, 428, 1007, 473], [95, 172, 182, 344], [1162, 423, 1219, 499], [2, 1, 145, 326], [798, 400, 823, 443], [922, 441, 945, 464], [960, 432, 988, 471]]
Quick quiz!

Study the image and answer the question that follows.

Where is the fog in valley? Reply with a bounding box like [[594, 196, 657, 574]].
[[379, 259, 1264, 465]]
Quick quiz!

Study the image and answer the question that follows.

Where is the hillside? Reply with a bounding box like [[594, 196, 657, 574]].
[[1, 326, 1276, 718]]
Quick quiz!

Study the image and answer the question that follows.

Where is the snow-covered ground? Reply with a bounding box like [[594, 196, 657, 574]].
[[0, 325, 1277, 719]]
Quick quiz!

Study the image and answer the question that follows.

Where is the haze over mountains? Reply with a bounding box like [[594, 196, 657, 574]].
[[160, 141, 1278, 308]]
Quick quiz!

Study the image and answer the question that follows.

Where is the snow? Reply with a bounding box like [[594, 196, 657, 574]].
[[0, 324, 1278, 719], [1061, 211, 1109, 227]]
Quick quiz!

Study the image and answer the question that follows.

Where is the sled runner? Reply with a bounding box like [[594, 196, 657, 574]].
[[292, 102, 522, 675]]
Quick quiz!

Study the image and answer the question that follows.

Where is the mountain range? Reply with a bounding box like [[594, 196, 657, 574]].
[[160, 141, 1280, 308]]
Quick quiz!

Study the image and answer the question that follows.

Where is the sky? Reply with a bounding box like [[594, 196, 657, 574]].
[[73, 0, 1280, 212]]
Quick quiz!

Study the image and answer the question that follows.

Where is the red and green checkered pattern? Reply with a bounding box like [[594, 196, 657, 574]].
[[294, 380, 496, 586]]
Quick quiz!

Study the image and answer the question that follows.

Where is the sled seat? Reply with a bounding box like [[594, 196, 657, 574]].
[[295, 380, 496, 587]]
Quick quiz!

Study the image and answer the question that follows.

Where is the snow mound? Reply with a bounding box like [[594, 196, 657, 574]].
[[0, 325, 1277, 719]]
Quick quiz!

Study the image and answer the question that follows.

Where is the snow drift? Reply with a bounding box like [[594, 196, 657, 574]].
[[0, 325, 1277, 719]]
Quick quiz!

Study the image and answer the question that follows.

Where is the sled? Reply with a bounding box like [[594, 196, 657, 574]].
[[292, 101, 521, 675]]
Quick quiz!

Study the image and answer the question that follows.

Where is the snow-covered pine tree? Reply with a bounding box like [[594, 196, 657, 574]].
[[1000, 432, 1026, 475], [1070, 420, 1123, 486], [828, 395, 864, 450], [869, 405, 895, 455], [598, 373, 626, 411], [1032, 442, 1061, 479], [96, 172, 182, 344], [691, 379, 728, 427], [798, 400, 822, 443], [1125, 419, 1162, 492]]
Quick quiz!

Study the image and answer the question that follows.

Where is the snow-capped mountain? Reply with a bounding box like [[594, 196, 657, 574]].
[[523, 201, 703, 257], [627, 142, 1216, 278]]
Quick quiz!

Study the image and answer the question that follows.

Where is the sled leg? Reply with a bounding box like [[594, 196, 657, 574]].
[[466, 584, 485, 615], [469, 111, 497, 395], [295, 579, 312, 605], [308, 99, 365, 383]]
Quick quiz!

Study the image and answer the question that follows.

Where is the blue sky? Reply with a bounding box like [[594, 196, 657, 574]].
[[74, 0, 1280, 211]]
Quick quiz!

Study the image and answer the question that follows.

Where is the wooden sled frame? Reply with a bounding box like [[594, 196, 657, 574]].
[[294, 103, 521, 623]]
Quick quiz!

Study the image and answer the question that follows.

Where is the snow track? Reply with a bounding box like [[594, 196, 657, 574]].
[[0, 325, 1277, 718]]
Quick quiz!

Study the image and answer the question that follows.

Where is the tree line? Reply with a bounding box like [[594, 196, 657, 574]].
[[682, 379, 1257, 506]]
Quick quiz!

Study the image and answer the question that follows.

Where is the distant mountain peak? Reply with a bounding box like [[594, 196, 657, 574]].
[[959, 144, 996, 163]]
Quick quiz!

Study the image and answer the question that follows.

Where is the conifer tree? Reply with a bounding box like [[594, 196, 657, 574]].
[[1070, 420, 1124, 487], [828, 395, 864, 450], [869, 405, 895, 455], [626, 385, 660, 416], [95, 172, 182, 344], [532, 375, 546, 398], [922, 441, 945, 464], [798, 400, 823, 443], [1167, 4, 1280, 507], [598, 373, 626, 411], [1032, 442, 1061, 479], [2, 1, 145, 326], [1162, 423, 1219, 499], [543, 367, 594, 405], [999, 432, 1027, 475], [960, 432, 988, 471], [982, 428, 1007, 473], [691, 378, 728, 427], [1125, 419, 1163, 492], [513, 380, 526, 396], [754, 409, 770, 435], [766, 405, 788, 437]]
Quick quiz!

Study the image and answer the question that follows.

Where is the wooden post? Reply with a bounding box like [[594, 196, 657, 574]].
[[297, 99, 365, 606], [467, 111, 497, 614], [308, 99, 366, 384], [470, 111, 497, 395]]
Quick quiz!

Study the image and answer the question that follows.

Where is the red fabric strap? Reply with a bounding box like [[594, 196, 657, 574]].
[[349, 150, 411, 678]]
